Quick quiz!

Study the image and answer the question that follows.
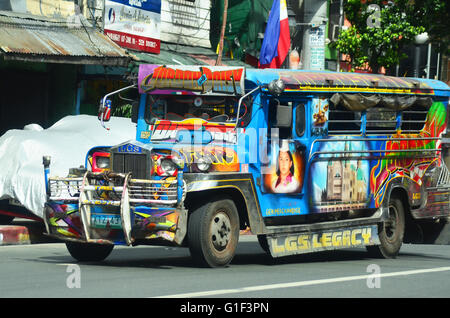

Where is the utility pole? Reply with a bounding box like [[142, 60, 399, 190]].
[[301, 0, 328, 70], [337, 0, 343, 72], [216, 0, 228, 66]]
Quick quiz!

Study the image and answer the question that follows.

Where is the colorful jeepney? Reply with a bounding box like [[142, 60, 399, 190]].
[[43, 65, 450, 267]]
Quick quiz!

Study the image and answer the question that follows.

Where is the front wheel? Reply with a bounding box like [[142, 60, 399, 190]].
[[367, 196, 405, 258], [187, 196, 240, 267], [65, 242, 114, 262]]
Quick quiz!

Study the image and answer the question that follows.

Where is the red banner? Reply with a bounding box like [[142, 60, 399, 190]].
[[105, 30, 160, 54]]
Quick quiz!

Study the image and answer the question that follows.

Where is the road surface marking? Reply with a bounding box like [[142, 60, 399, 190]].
[[153, 266, 450, 298]]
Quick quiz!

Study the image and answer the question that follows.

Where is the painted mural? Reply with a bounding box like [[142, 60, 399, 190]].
[[309, 137, 370, 213], [262, 139, 305, 194], [370, 101, 447, 207], [311, 97, 329, 134]]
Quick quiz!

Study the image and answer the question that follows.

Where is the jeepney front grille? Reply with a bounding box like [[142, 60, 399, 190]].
[[112, 153, 148, 179]]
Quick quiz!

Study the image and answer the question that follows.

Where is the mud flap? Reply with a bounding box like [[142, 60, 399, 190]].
[[267, 224, 380, 258]]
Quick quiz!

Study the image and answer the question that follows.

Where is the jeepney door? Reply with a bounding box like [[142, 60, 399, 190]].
[[260, 99, 306, 195]]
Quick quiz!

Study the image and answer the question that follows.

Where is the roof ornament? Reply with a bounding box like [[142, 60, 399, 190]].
[[268, 79, 285, 96]]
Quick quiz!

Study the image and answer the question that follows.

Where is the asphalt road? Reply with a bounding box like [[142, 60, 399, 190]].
[[1, 236, 450, 300]]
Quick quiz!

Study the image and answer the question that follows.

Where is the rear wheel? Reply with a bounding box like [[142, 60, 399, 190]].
[[65, 242, 114, 262], [187, 196, 240, 267], [367, 196, 405, 258]]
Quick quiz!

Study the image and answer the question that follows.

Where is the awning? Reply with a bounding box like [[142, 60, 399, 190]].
[[0, 11, 131, 66]]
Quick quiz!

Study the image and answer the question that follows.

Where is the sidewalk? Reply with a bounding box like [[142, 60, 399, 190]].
[[0, 219, 253, 246], [0, 225, 30, 245], [0, 219, 57, 245]]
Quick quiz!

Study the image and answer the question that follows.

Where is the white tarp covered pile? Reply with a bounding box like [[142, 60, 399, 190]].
[[0, 115, 136, 218]]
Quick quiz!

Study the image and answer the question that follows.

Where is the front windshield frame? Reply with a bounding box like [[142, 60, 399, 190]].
[[144, 94, 251, 126]]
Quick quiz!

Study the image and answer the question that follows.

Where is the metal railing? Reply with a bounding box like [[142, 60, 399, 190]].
[[308, 136, 442, 162]]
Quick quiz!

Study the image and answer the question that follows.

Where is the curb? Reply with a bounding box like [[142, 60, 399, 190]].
[[0, 226, 31, 245], [0, 222, 253, 245]]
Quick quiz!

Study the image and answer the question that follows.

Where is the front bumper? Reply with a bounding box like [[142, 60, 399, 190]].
[[43, 171, 187, 246]]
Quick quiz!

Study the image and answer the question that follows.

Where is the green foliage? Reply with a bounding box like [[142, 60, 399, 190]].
[[112, 104, 132, 118], [334, 0, 427, 72], [407, 0, 450, 55]]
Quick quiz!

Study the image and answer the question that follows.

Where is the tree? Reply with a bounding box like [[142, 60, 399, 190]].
[[334, 0, 425, 73], [406, 0, 450, 55]]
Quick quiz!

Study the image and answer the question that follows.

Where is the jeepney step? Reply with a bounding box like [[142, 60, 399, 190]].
[[81, 199, 121, 206]]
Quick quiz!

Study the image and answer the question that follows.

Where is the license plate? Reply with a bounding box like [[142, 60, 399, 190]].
[[91, 214, 122, 229]]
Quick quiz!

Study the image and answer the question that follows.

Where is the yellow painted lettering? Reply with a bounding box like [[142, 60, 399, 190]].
[[321, 232, 332, 247], [351, 229, 362, 245], [297, 235, 310, 250], [271, 238, 285, 254], [312, 234, 322, 248], [342, 230, 351, 246], [361, 228, 372, 244], [332, 232, 342, 247], [285, 236, 297, 252]]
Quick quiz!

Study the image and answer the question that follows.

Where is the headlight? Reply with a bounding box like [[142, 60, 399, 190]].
[[92, 152, 110, 172], [160, 159, 177, 176], [196, 157, 211, 172], [96, 157, 110, 169]]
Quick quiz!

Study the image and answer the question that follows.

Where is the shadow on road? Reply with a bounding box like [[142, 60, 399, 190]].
[[25, 238, 450, 269]]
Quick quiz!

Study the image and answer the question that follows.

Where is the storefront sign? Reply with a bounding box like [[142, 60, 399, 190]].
[[104, 0, 161, 53]]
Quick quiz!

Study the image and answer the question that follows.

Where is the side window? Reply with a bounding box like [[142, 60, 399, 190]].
[[400, 105, 428, 133], [328, 103, 362, 134], [365, 107, 397, 134], [295, 103, 305, 137], [269, 99, 292, 139]]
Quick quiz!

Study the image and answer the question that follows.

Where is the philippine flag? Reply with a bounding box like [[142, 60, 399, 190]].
[[259, 0, 291, 69]]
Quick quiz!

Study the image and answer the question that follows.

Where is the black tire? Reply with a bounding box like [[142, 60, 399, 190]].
[[65, 242, 114, 262], [367, 196, 405, 258], [187, 196, 240, 267]]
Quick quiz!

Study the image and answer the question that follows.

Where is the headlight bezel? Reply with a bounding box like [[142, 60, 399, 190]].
[[160, 158, 177, 176], [195, 156, 211, 172], [92, 151, 111, 172]]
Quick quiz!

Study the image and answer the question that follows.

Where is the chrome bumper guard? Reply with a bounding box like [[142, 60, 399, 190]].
[[45, 171, 186, 246]]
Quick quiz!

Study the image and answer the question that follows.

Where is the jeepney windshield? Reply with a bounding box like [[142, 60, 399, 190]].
[[146, 95, 246, 124]]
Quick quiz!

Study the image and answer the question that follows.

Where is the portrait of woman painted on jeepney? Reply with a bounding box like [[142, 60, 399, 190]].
[[259, 139, 304, 194], [271, 141, 300, 193]]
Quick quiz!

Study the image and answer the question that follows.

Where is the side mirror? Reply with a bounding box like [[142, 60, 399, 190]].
[[98, 99, 112, 122]]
